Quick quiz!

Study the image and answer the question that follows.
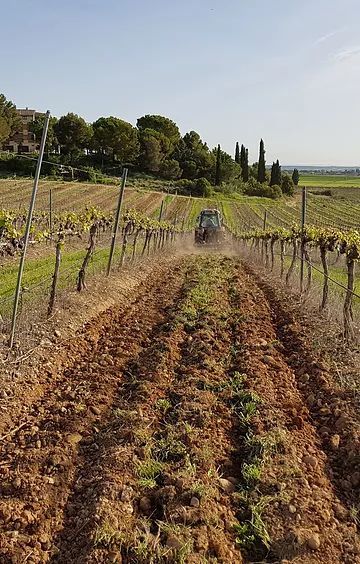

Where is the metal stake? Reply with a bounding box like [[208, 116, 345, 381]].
[[9, 110, 51, 348], [107, 168, 128, 276]]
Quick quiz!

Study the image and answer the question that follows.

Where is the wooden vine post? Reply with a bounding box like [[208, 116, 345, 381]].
[[147, 230, 153, 255]]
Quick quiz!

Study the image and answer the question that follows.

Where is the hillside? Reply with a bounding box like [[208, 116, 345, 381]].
[[1, 179, 360, 231]]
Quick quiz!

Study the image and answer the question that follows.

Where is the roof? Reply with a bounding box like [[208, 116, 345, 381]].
[[17, 109, 37, 116]]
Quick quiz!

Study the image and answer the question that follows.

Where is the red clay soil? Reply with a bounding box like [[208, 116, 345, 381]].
[[0, 255, 358, 564]]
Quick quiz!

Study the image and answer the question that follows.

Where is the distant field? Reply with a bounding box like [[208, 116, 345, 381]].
[[299, 174, 360, 188]]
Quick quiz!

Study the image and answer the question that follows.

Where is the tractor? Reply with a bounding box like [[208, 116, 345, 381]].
[[194, 208, 225, 246]]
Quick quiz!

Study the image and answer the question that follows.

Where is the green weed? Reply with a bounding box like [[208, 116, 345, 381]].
[[93, 521, 124, 547], [156, 398, 172, 414], [153, 430, 187, 462], [246, 428, 287, 460], [350, 505, 359, 525], [136, 459, 163, 489], [234, 496, 272, 552], [242, 461, 262, 484]]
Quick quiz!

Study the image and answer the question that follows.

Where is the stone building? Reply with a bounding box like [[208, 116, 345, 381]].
[[4, 108, 44, 153]]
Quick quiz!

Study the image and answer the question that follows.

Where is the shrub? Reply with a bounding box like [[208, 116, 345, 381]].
[[267, 184, 282, 199], [244, 178, 281, 199], [174, 178, 195, 195], [195, 177, 213, 197], [281, 174, 295, 196]]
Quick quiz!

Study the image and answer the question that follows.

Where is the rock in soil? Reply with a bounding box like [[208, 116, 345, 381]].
[[190, 496, 200, 507], [333, 504, 348, 520], [66, 433, 83, 445], [307, 533, 321, 550], [219, 478, 236, 493], [302, 454, 317, 468], [139, 496, 152, 513], [330, 434, 340, 449]]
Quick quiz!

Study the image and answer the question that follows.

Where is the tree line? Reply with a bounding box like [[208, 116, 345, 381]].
[[0, 93, 299, 198]]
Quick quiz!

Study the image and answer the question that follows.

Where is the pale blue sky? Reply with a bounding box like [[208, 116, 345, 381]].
[[2, 0, 360, 165]]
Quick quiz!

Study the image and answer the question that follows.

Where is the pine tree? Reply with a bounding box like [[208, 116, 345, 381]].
[[235, 141, 240, 164], [243, 147, 249, 182], [215, 144, 221, 186], [292, 168, 300, 186], [257, 138, 266, 183]]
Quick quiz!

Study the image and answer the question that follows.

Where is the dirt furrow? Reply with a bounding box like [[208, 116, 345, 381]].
[[231, 263, 360, 563], [51, 256, 246, 563], [50, 288, 187, 563], [135, 256, 245, 563], [0, 259, 188, 564], [246, 266, 360, 508], [0, 254, 359, 564]]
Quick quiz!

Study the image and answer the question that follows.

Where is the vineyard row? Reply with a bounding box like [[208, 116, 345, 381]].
[[231, 225, 360, 341]]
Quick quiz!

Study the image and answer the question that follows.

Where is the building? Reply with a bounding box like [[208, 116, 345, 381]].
[[4, 108, 45, 153]]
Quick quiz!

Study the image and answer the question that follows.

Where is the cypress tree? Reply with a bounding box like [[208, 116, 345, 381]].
[[270, 162, 277, 186], [292, 168, 300, 186], [243, 147, 249, 182], [270, 159, 282, 186], [215, 144, 221, 186], [240, 144, 245, 172], [276, 159, 282, 185], [257, 138, 266, 183], [235, 142, 240, 164], [240, 144, 248, 182]]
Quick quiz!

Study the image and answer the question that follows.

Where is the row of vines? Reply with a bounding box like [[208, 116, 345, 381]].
[[232, 225, 360, 341], [0, 207, 179, 345]]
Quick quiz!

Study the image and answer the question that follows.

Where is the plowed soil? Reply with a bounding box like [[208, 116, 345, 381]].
[[0, 255, 359, 564]]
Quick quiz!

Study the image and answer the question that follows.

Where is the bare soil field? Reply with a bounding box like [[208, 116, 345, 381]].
[[0, 254, 359, 564]]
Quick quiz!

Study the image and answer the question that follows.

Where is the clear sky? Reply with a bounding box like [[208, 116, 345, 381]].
[[2, 0, 360, 165]]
